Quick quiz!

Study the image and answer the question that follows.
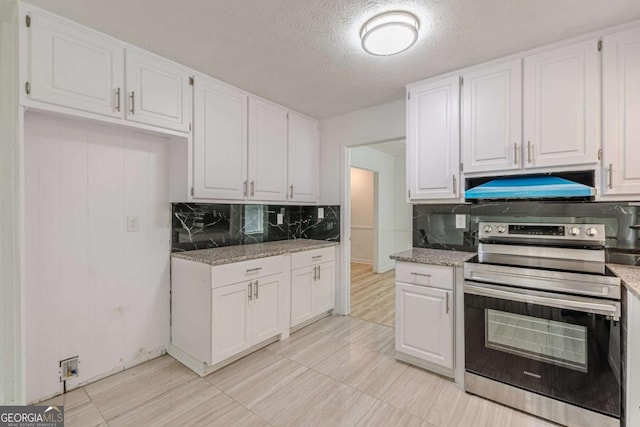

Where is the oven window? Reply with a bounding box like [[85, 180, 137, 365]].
[[485, 309, 588, 372]]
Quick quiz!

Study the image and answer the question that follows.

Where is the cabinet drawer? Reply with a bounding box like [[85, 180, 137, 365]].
[[395, 262, 454, 290], [291, 247, 335, 270], [211, 256, 283, 289]]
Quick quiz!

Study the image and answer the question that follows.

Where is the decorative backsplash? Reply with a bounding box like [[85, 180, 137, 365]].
[[172, 203, 340, 252], [413, 201, 640, 265]]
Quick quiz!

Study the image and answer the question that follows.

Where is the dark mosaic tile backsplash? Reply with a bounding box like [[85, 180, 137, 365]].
[[172, 203, 340, 252], [413, 201, 640, 265]]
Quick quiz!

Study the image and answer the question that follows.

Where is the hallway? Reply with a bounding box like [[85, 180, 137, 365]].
[[350, 262, 395, 327]]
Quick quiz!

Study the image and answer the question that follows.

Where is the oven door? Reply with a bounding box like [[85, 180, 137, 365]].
[[464, 281, 621, 418]]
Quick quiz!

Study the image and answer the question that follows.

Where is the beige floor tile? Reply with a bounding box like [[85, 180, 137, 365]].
[[205, 347, 283, 391], [250, 369, 337, 423], [349, 321, 395, 354], [175, 392, 268, 427], [107, 378, 220, 427], [425, 381, 467, 426], [302, 313, 353, 335], [356, 401, 433, 427], [41, 387, 91, 411], [63, 401, 107, 427], [286, 381, 378, 426], [269, 330, 347, 367], [88, 359, 196, 420], [225, 357, 308, 408], [380, 365, 449, 420]]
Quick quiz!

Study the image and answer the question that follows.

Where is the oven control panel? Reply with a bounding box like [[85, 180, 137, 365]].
[[479, 222, 605, 243]]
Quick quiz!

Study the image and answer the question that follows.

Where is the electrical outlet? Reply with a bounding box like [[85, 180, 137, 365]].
[[318, 208, 324, 219], [127, 216, 140, 232], [277, 213, 284, 225], [455, 214, 466, 229]]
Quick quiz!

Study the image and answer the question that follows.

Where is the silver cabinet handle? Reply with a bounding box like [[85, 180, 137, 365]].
[[246, 267, 262, 273], [514, 143, 519, 165], [250, 180, 255, 197], [313, 265, 317, 281], [243, 180, 248, 197], [129, 91, 135, 114], [452, 175, 457, 196], [254, 280, 258, 299], [411, 272, 431, 278], [115, 88, 121, 112], [608, 163, 613, 189], [248, 283, 252, 302], [318, 265, 321, 280], [289, 185, 294, 199], [312, 255, 323, 260], [446, 292, 450, 314], [527, 141, 532, 164]]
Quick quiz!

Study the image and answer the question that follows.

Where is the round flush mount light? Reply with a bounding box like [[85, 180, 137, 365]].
[[360, 11, 419, 56]]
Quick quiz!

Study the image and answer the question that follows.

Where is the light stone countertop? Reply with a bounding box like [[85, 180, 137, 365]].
[[390, 248, 476, 267], [607, 263, 640, 299], [171, 239, 339, 266]]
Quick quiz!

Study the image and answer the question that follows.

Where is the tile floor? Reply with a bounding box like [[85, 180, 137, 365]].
[[43, 315, 556, 426]]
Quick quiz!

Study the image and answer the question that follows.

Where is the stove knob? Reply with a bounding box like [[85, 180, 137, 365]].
[[497, 225, 506, 233], [586, 227, 598, 237], [483, 225, 493, 233], [568, 227, 581, 236]]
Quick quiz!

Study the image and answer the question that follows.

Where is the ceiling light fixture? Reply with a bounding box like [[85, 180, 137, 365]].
[[360, 11, 419, 56]]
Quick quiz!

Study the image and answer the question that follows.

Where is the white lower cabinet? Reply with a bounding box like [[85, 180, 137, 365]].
[[211, 281, 252, 363], [290, 247, 336, 328], [395, 262, 455, 375], [627, 289, 640, 426]]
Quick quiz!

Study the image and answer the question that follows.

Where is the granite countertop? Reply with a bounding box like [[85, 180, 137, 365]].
[[171, 239, 339, 266], [390, 248, 476, 267], [607, 263, 640, 299]]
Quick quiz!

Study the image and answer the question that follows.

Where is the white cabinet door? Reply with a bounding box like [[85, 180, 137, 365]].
[[462, 59, 522, 173], [211, 281, 252, 364], [252, 275, 281, 343], [125, 49, 191, 132], [287, 113, 319, 203], [193, 75, 248, 200], [396, 282, 453, 368], [248, 97, 288, 201], [627, 289, 640, 427], [290, 267, 314, 327], [28, 10, 124, 118], [523, 39, 600, 168], [407, 76, 460, 201], [602, 27, 640, 196], [314, 263, 335, 314]]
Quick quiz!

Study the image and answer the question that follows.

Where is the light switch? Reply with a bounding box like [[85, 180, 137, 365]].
[[455, 214, 466, 229], [318, 208, 324, 219], [277, 213, 284, 225], [127, 216, 140, 232]]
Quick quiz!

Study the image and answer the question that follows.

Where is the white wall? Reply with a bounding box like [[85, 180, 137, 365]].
[[0, 0, 20, 405], [23, 112, 171, 403], [393, 154, 412, 253], [350, 167, 374, 264]]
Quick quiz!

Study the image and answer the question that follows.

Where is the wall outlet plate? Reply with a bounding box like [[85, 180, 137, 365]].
[[455, 214, 466, 229], [318, 208, 324, 219], [276, 213, 284, 225], [127, 216, 140, 232]]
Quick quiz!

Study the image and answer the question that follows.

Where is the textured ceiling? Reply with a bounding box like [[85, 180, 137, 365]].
[[26, 0, 640, 119]]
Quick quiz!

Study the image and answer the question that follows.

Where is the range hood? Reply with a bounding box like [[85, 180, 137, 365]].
[[465, 175, 596, 201]]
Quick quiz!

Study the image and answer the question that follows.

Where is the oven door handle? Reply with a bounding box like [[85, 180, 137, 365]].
[[464, 281, 621, 318]]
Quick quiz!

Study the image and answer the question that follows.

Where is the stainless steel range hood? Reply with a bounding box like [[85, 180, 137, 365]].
[[465, 175, 596, 201]]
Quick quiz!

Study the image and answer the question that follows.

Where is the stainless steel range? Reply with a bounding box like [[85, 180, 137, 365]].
[[464, 222, 621, 427]]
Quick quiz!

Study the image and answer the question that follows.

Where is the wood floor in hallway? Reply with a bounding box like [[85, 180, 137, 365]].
[[350, 262, 396, 327]]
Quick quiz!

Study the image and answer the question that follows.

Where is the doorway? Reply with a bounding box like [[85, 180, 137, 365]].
[[347, 140, 410, 327]]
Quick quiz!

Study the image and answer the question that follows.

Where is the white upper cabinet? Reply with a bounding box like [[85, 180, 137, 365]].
[[193, 75, 248, 200], [602, 27, 640, 196], [27, 9, 124, 118], [462, 59, 522, 174], [523, 39, 600, 168], [407, 75, 461, 201], [287, 113, 319, 203], [248, 97, 288, 201], [125, 49, 191, 132]]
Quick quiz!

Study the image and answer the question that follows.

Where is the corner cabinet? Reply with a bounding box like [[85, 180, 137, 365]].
[[395, 262, 454, 376], [406, 75, 461, 202], [602, 27, 640, 196], [287, 113, 320, 203], [290, 247, 335, 329], [522, 39, 600, 168], [192, 74, 248, 200]]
